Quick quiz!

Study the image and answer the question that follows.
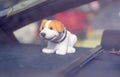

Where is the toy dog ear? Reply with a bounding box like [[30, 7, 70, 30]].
[[40, 19, 47, 31], [54, 20, 64, 32]]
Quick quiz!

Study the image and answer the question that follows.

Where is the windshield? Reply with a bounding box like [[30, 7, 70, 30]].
[[1, 0, 120, 48], [0, 0, 20, 11]]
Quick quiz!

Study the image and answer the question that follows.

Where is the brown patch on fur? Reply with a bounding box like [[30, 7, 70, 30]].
[[48, 21, 57, 31], [40, 19, 64, 32], [40, 19, 47, 31], [50, 20, 64, 32]]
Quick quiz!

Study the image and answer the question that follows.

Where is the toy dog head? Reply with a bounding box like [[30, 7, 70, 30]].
[[39, 19, 65, 41]]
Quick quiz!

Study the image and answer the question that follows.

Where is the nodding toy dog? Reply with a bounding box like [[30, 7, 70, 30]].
[[39, 19, 77, 55]]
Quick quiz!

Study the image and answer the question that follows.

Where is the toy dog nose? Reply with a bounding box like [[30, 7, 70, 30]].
[[41, 32, 46, 37]]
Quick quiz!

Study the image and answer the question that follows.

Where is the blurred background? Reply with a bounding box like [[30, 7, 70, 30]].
[[1, 0, 120, 48]]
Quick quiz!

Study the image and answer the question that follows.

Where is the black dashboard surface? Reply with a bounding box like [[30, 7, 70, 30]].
[[0, 44, 120, 77]]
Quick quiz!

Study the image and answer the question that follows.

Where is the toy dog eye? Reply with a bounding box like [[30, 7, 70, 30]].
[[50, 27, 53, 30], [42, 27, 44, 30]]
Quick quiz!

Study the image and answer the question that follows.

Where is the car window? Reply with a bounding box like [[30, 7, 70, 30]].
[[14, 1, 102, 48], [1, 0, 120, 48], [0, 0, 19, 11]]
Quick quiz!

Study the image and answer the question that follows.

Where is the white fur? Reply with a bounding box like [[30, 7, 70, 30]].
[[40, 21, 77, 55], [45, 20, 51, 27]]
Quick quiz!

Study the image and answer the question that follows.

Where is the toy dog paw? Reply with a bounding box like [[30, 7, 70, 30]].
[[42, 48, 55, 54], [56, 49, 67, 55], [67, 47, 76, 54]]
